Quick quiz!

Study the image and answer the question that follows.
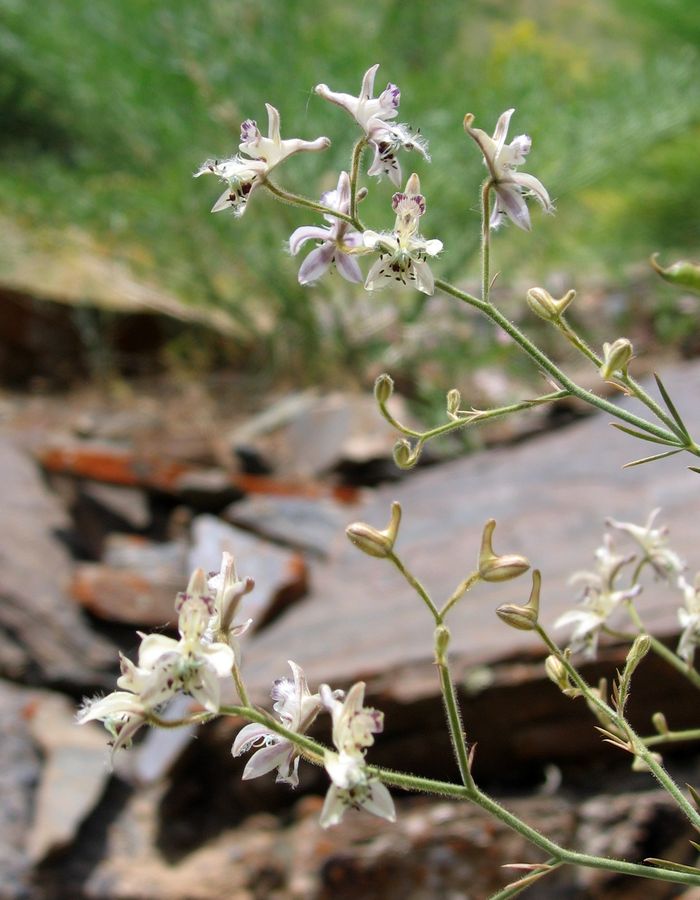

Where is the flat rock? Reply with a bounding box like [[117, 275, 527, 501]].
[[25, 691, 110, 863], [228, 390, 413, 479], [0, 435, 115, 686], [238, 360, 700, 709], [223, 494, 365, 558]]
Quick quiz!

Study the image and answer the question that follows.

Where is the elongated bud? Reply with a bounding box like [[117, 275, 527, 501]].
[[374, 373, 394, 405], [625, 634, 651, 673], [600, 338, 633, 380], [545, 654, 567, 688], [651, 253, 700, 296], [434, 624, 451, 662], [652, 711, 669, 735], [446, 388, 461, 418], [393, 439, 418, 469], [526, 286, 576, 322], [478, 519, 530, 583], [405, 172, 421, 195], [356, 186, 369, 203], [496, 570, 541, 630], [346, 501, 402, 559]]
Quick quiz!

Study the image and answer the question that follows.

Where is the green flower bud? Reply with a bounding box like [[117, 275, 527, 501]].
[[446, 388, 462, 418], [434, 624, 451, 662], [374, 373, 394, 406], [496, 570, 541, 630], [478, 519, 530, 583], [393, 439, 418, 469], [600, 338, 633, 380], [625, 634, 651, 673], [652, 711, 669, 735], [346, 501, 402, 559], [526, 287, 576, 322]]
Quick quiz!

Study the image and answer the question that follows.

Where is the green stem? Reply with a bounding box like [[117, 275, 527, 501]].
[[440, 571, 482, 618], [261, 178, 355, 226], [536, 626, 700, 832], [434, 278, 687, 448], [644, 727, 700, 748], [349, 138, 367, 226], [232, 661, 250, 707], [219, 704, 327, 763], [556, 316, 603, 368], [481, 180, 493, 303], [435, 639, 476, 789], [387, 550, 440, 621]]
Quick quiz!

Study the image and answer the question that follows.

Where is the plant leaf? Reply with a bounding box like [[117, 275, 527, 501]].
[[687, 784, 700, 811], [611, 422, 680, 446], [644, 857, 700, 875], [623, 449, 682, 468], [654, 373, 690, 439], [689, 467, 700, 475]]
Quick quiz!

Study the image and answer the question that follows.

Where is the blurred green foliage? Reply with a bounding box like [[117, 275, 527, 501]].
[[1, 0, 699, 385]]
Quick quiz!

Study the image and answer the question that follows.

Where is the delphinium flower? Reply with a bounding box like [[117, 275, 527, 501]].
[[288, 171, 363, 284], [555, 534, 641, 658], [131, 568, 235, 713], [318, 681, 395, 828], [677, 574, 700, 666], [464, 108, 554, 231], [363, 173, 443, 295], [315, 64, 429, 186], [206, 551, 254, 650], [607, 509, 686, 580], [195, 104, 330, 216], [232, 661, 328, 786]]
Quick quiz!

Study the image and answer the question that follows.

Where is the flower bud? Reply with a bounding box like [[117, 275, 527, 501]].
[[545, 654, 567, 688], [652, 711, 669, 735], [600, 338, 633, 380], [434, 624, 451, 662], [632, 751, 662, 773], [446, 388, 461, 418], [374, 373, 394, 406], [346, 501, 402, 559], [526, 287, 576, 322], [625, 634, 651, 673], [393, 439, 418, 469], [496, 570, 541, 630], [356, 186, 369, 203], [478, 519, 530, 583]]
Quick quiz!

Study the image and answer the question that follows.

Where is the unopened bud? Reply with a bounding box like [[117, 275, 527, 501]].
[[356, 186, 369, 203], [600, 338, 633, 380], [526, 287, 576, 322], [652, 711, 669, 735], [496, 570, 541, 630], [434, 625, 451, 662], [393, 439, 418, 469], [625, 634, 651, 673], [478, 519, 530, 583], [446, 388, 461, 418], [545, 654, 567, 688], [374, 373, 394, 406], [346, 501, 402, 559]]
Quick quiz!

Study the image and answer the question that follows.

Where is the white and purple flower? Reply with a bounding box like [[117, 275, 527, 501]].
[[315, 64, 429, 186], [288, 172, 363, 285], [464, 108, 553, 231], [195, 104, 330, 217]]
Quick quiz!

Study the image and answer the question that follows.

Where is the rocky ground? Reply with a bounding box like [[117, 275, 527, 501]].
[[2, 347, 700, 899]]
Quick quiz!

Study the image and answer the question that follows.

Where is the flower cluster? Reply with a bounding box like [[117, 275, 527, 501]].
[[78, 557, 252, 758]]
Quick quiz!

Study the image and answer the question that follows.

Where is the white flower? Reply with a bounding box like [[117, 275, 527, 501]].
[[318, 681, 395, 828], [464, 108, 553, 231], [207, 551, 254, 644], [232, 661, 326, 787], [607, 509, 686, 580], [195, 104, 330, 216], [363, 173, 443, 295], [76, 690, 150, 757], [555, 534, 640, 658], [315, 64, 429, 187], [133, 569, 235, 713], [677, 575, 700, 666], [288, 171, 363, 284]]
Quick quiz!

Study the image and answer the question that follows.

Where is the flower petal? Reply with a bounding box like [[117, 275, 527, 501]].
[[495, 183, 531, 231], [298, 243, 335, 284], [288, 225, 331, 256], [513, 172, 554, 212], [492, 108, 515, 156], [335, 250, 364, 284], [412, 259, 435, 295], [362, 781, 396, 822]]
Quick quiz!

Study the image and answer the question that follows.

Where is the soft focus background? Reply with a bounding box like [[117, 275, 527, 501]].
[[3, 2, 700, 898], [2, 0, 700, 400]]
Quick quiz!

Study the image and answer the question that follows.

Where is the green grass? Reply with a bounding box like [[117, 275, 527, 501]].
[[1, 0, 699, 385]]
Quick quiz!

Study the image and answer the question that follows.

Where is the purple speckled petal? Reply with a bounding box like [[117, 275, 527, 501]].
[[495, 183, 531, 231]]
